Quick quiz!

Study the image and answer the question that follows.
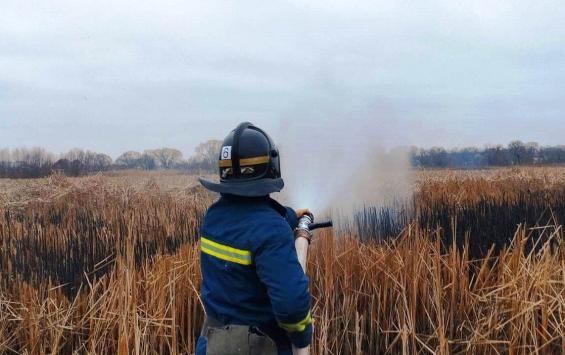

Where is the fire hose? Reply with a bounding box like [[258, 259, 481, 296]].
[[292, 214, 333, 355]]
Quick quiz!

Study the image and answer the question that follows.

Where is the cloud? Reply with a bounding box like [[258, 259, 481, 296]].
[[1, 0, 564, 155]]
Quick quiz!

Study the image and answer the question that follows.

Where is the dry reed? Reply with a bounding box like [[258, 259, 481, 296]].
[[0, 169, 564, 354]]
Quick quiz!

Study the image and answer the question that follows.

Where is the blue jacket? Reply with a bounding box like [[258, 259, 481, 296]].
[[195, 194, 312, 354]]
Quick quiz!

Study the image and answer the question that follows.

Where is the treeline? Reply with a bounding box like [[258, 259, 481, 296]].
[[0, 140, 221, 178], [3, 140, 565, 178], [411, 141, 565, 168]]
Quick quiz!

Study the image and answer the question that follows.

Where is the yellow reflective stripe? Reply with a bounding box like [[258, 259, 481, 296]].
[[200, 237, 252, 265], [217, 156, 269, 168], [279, 311, 312, 332], [201, 246, 252, 265], [201, 237, 250, 256], [240, 156, 269, 166], [219, 160, 232, 168]]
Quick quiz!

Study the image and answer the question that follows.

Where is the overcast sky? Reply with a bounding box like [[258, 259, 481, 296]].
[[1, 0, 564, 158]]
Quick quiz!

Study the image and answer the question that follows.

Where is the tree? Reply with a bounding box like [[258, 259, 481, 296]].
[[27, 147, 54, 168], [91, 153, 112, 171], [409, 146, 421, 168], [139, 151, 160, 170], [539, 146, 565, 164], [188, 139, 222, 171], [64, 148, 87, 164], [0, 148, 9, 162], [59, 149, 113, 175], [508, 141, 534, 165], [430, 147, 450, 168], [484, 145, 511, 166], [449, 147, 484, 168], [525, 142, 539, 164], [147, 148, 184, 169], [115, 151, 142, 169]]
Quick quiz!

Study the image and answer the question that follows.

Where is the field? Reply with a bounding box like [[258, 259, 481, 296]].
[[1, 168, 564, 354]]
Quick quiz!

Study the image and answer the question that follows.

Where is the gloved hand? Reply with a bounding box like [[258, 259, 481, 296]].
[[294, 211, 314, 244], [295, 209, 313, 219]]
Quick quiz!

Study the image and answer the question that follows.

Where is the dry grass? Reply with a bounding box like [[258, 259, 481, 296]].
[[1, 168, 564, 354], [309, 226, 564, 354], [417, 166, 565, 207], [0, 171, 206, 209]]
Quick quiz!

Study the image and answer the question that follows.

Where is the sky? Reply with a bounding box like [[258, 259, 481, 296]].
[[1, 0, 564, 158]]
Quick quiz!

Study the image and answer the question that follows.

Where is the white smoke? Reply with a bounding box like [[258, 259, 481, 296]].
[[273, 102, 415, 224]]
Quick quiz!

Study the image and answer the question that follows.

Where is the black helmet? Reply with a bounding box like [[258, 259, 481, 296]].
[[199, 122, 284, 197]]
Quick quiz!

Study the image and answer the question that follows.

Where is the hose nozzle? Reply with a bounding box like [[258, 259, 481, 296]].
[[295, 215, 314, 242], [297, 215, 314, 233], [294, 214, 333, 243]]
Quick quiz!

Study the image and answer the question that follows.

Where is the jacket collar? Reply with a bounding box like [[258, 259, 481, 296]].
[[220, 194, 288, 218]]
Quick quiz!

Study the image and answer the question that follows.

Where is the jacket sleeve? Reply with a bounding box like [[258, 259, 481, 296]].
[[254, 224, 312, 348], [284, 206, 299, 230]]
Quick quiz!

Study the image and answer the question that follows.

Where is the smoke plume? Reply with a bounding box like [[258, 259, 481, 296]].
[[273, 103, 415, 230]]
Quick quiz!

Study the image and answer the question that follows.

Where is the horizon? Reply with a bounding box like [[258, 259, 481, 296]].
[[0, 138, 561, 161]]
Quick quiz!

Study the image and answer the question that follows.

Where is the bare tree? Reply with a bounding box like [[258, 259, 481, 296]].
[[0, 147, 55, 177], [64, 148, 87, 163], [508, 141, 533, 165], [27, 147, 54, 167], [0, 148, 10, 162], [188, 139, 222, 171], [147, 148, 184, 169], [91, 153, 113, 171], [115, 151, 142, 169], [139, 151, 160, 170], [58, 149, 113, 175]]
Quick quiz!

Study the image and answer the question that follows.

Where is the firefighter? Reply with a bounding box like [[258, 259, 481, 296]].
[[196, 122, 312, 355]]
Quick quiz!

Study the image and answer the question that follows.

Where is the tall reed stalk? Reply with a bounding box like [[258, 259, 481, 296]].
[[0, 170, 564, 354]]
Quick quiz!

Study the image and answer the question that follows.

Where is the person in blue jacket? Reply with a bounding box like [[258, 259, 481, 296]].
[[196, 122, 312, 355]]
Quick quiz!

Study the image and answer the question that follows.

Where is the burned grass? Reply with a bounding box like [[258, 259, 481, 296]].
[[0, 168, 564, 354]]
